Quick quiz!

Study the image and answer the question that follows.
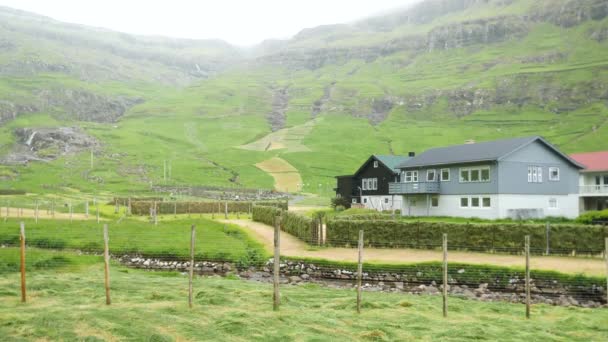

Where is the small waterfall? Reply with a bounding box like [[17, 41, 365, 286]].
[[26, 131, 37, 146]]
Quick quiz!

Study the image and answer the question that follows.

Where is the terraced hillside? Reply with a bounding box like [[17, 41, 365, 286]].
[[1, 0, 607, 199]]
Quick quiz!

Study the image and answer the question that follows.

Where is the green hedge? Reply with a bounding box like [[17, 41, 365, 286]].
[[131, 200, 287, 215], [0, 189, 26, 195], [326, 219, 608, 255], [577, 209, 608, 224], [252, 206, 316, 243]]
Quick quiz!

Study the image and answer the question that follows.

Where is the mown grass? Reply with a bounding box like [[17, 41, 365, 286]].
[[0, 217, 267, 264], [0, 258, 606, 341]]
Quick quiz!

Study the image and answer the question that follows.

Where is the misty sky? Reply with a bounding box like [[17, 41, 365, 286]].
[[0, 0, 422, 46]]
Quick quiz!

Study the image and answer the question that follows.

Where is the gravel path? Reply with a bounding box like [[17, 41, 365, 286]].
[[222, 219, 606, 276]]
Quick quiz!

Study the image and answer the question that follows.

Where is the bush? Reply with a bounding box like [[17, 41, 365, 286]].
[[577, 209, 608, 224], [331, 196, 350, 209], [0, 189, 26, 195], [326, 219, 608, 255]]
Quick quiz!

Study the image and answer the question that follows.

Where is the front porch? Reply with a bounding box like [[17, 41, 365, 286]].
[[580, 196, 608, 212]]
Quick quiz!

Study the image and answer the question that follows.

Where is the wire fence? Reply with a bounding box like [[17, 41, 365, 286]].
[[1, 214, 607, 319]]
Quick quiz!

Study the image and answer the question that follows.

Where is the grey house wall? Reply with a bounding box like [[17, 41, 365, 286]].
[[497, 140, 579, 195], [402, 162, 499, 195]]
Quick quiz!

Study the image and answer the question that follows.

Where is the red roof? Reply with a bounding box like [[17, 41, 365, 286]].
[[570, 151, 608, 172]]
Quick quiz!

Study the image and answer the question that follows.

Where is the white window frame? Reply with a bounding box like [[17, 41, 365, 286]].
[[352, 198, 357, 203], [372, 178, 378, 190], [460, 197, 469, 208], [548, 198, 558, 209], [384, 198, 389, 204], [459, 166, 491, 183], [528, 166, 543, 183], [482, 197, 491, 208], [440, 168, 450, 182], [363, 198, 368, 204], [549, 167, 559, 181], [404, 171, 418, 183], [471, 197, 480, 208], [427, 169, 436, 182], [373, 161, 379, 168], [362, 179, 367, 190], [431, 196, 439, 208]]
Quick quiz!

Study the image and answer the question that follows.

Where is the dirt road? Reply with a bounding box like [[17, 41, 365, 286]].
[[222, 219, 606, 276]]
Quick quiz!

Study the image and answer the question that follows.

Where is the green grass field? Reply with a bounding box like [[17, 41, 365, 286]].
[[0, 256, 607, 341], [0, 217, 267, 264]]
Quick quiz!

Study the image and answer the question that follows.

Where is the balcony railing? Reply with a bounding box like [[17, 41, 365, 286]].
[[580, 185, 608, 195], [389, 181, 440, 194]]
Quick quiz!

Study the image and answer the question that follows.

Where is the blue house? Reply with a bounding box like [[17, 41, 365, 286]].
[[389, 136, 585, 219]]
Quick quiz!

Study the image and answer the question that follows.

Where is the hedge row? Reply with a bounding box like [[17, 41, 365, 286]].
[[131, 200, 287, 215], [252, 206, 317, 243], [0, 189, 26, 195], [326, 219, 608, 255], [111, 197, 163, 205]]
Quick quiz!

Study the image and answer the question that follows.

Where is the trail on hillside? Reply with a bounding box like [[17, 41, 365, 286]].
[[255, 157, 302, 193], [222, 219, 606, 277], [239, 118, 319, 153]]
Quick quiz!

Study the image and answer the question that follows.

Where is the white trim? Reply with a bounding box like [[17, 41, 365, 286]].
[[404, 171, 418, 183], [440, 168, 450, 182], [549, 167, 560, 181], [459, 166, 490, 183], [460, 197, 469, 208], [373, 161, 379, 168], [427, 169, 436, 182]]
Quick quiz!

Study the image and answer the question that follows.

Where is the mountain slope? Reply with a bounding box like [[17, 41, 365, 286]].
[[1, 0, 607, 198]]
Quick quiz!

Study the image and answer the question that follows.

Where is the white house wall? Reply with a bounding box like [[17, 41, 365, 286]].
[[398, 194, 578, 219], [361, 195, 403, 212]]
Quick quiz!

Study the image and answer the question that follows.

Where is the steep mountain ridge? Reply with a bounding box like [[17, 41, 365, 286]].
[[0, 0, 607, 197]]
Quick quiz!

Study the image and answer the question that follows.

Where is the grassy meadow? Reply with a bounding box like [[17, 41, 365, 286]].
[[0, 256, 607, 341]]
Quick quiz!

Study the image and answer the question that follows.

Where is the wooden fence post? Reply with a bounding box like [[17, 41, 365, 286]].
[[273, 215, 281, 311], [20, 221, 26, 303], [69, 202, 73, 222], [96, 202, 100, 224], [525, 235, 530, 319], [545, 222, 550, 255], [51, 201, 55, 218], [85, 201, 89, 218], [35, 201, 39, 223], [443, 233, 448, 318], [357, 229, 364, 314], [174, 201, 177, 218], [224, 201, 228, 219], [189, 225, 196, 309], [103, 224, 111, 305], [127, 197, 131, 215]]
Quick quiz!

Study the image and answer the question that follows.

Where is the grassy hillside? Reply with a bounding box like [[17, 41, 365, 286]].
[[1, 0, 607, 200]]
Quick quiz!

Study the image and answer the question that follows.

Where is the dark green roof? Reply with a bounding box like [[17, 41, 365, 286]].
[[374, 155, 412, 173]]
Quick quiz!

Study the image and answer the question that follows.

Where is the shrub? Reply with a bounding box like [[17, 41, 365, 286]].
[[131, 200, 286, 215], [252, 206, 317, 244], [331, 196, 350, 209], [577, 209, 608, 224], [0, 189, 26, 195]]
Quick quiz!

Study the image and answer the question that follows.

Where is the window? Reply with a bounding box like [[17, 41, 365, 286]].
[[549, 167, 559, 181], [481, 169, 490, 182], [460, 167, 491, 183], [470, 169, 480, 182], [528, 166, 543, 183], [460, 197, 469, 208], [548, 198, 558, 209], [441, 168, 450, 181], [363, 198, 368, 204], [431, 196, 439, 207], [384, 198, 389, 204], [404, 171, 418, 183], [460, 169, 469, 182], [352, 198, 358, 203], [482, 197, 491, 208], [373, 161, 378, 168], [471, 197, 480, 208], [362, 178, 378, 190], [427, 169, 436, 182]]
